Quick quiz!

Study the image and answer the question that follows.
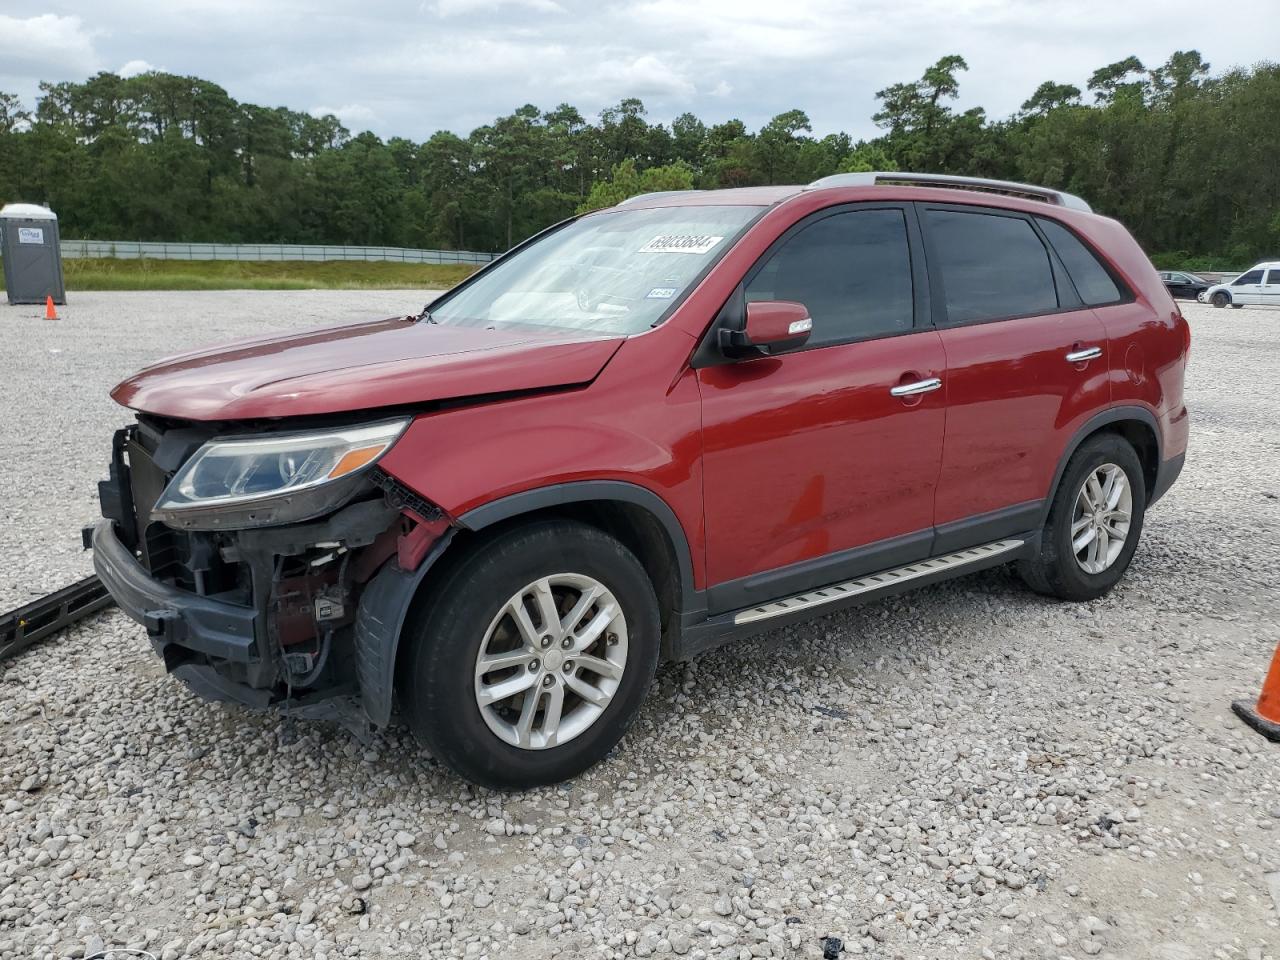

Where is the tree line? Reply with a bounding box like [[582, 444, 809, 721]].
[[0, 51, 1276, 267]]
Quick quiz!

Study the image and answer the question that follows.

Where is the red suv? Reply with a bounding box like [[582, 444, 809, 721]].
[[91, 173, 1190, 788]]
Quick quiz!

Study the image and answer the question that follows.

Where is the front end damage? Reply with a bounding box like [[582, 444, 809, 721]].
[[90, 416, 450, 735]]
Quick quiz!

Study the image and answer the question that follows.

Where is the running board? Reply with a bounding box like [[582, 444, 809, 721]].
[[733, 539, 1025, 626]]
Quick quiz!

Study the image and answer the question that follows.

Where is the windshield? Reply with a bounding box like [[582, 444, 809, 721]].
[[426, 205, 760, 336]]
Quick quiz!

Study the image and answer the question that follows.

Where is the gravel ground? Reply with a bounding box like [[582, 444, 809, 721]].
[[2, 293, 1279, 960]]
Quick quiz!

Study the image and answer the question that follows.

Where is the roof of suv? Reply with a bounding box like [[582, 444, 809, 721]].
[[618, 172, 1094, 216]]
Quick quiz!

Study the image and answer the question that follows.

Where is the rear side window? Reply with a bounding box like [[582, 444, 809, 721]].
[[925, 209, 1057, 323], [745, 208, 913, 346], [1267, 270, 1280, 285], [1036, 218, 1122, 305]]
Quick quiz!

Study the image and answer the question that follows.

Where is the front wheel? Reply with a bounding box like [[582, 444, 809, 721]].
[[1018, 433, 1147, 602], [398, 519, 660, 789], [1211, 291, 1230, 308]]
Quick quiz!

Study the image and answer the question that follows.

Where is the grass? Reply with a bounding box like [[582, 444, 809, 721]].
[[0, 257, 478, 291]]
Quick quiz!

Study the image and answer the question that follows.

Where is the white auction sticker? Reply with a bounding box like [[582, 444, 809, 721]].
[[645, 287, 677, 299], [638, 235, 723, 255], [17, 227, 44, 244]]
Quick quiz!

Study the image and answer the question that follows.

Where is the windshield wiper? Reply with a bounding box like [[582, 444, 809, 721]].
[[416, 307, 438, 324]]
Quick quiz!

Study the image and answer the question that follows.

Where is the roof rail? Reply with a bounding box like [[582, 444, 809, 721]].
[[807, 172, 1092, 213], [616, 190, 703, 206]]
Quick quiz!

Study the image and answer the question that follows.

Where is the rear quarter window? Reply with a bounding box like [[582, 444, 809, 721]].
[[1036, 217, 1123, 306]]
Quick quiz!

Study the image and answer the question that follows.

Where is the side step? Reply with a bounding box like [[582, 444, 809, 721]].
[[733, 539, 1025, 625], [0, 575, 115, 661]]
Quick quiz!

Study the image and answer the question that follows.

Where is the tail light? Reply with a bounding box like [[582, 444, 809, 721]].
[[1177, 308, 1187, 368]]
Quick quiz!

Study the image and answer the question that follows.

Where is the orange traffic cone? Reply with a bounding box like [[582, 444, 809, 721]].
[[44, 295, 58, 320], [1232, 643, 1280, 741]]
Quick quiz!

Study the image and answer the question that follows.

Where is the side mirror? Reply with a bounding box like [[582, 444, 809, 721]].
[[719, 300, 813, 358]]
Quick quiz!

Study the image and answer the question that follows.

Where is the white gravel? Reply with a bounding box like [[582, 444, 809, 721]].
[[2, 293, 1279, 960]]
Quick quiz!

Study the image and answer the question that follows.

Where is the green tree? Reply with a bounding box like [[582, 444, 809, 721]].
[[576, 159, 695, 213]]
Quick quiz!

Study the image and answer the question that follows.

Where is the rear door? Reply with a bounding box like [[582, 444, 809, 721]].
[[921, 204, 1110, 546]]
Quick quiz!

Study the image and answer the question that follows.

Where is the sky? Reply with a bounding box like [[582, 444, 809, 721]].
[[0, 0, 1276, 141]]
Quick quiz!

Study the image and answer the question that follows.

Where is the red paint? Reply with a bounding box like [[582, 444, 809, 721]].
[[696, 331, 946, 584], [378, 330, 712, 586], [934, 308, 1109, 524], [398, 515, 451, 571], [743, 300, 812, 349], [112, 317, 624, 421], [109, 182, 1188, 602]]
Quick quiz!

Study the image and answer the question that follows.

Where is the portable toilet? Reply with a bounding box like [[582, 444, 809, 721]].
[[1, 203, 66, 305]]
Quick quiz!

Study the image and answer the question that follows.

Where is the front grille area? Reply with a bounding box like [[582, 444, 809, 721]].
[[110, 421, 243, 598]]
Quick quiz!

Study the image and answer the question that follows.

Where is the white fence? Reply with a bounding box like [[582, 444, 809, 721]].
[[60, 239, 496, 265]]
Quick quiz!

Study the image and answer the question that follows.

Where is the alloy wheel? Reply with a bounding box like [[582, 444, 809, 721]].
[[1071, 463, 1133, 575], [473, 574, 628, 750]]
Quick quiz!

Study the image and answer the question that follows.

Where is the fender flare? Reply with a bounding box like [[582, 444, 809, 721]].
[[354, 480, 697, 727], [457, 480, 697, 607], [1042, 405, 1162, 523]]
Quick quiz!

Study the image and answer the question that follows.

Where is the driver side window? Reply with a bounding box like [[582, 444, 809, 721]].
[[744, 209, 914, 348], [1234, 270, 1264, 286]]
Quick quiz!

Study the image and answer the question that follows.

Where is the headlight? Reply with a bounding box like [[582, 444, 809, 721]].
[[152, 419, 409, 527]]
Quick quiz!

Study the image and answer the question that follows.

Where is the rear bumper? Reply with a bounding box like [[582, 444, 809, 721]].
[[1150, 403, 1189, 507], [90, 519, 258, 662], [1149, 452, 1185, 506]]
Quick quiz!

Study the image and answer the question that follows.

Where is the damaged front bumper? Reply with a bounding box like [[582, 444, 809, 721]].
[[91, 421, 451, 731]]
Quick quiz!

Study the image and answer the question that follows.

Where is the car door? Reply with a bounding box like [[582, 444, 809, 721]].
[[1263, 268, 1280, 306], [1232, 268, 1265, 304], [1170, 273, 1193, 298], [696, 204, 946, 613], [921, 205, 1111, 548]]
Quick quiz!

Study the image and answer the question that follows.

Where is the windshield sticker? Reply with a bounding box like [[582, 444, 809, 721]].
[[638, 235, 724, 255], [645, 287, 677, 299]]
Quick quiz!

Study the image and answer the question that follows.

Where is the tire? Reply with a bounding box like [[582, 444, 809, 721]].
[[1211, 291, 1230, 308], [398, 519, 660, 789], [1018, 433, 1147, 602]]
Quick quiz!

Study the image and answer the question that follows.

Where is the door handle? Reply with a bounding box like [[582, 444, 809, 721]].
[[1065, 346, 1102, 363], [890, 377, 942, 398]]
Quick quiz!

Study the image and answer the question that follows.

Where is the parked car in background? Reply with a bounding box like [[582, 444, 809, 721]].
[[91, 172, 1190, 788], [1200, 262, 1280, 308], [1158, 270, 1210, 300]]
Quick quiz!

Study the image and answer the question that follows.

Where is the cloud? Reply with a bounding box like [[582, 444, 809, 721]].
[[311, 103, 378, 130], [433, 0, 564, 16], [576, 54, 697, 102], [118, 59, 160, 78], [0, 14, 98, 74], [1, 0, 1278, 146]]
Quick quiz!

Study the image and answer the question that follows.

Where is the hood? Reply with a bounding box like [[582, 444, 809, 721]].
[[111, 317, 626, 421]]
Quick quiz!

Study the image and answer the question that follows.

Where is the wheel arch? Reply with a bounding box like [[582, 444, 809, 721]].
[[1044, 407, 1161, 521], [355, 481, 698, 727], [457, 482, 696, 658]]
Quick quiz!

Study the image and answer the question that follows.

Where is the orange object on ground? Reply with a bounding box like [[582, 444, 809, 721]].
[[1232, 643, 1280, 741], [44, 295, 57, 320]]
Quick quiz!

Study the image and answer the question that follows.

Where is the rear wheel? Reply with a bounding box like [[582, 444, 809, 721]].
[[398, 519, 660, 789], [1018, 433, 1147, 602], [1211, 291, 1230, 308]]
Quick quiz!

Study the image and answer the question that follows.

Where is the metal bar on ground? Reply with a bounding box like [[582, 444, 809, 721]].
[[0, 575, 114, 661]]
